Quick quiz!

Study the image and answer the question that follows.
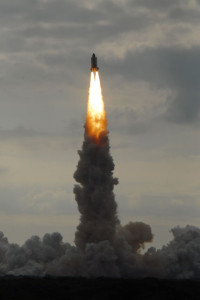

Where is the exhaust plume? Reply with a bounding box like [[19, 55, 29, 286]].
[[85, 71, 107, 143], [74, 70, 119, 250]]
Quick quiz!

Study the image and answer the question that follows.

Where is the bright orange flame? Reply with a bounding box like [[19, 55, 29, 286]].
[[86, 71, 107, 143]]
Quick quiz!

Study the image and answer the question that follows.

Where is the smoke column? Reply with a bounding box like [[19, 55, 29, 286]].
[[73, 70, 119, 250]]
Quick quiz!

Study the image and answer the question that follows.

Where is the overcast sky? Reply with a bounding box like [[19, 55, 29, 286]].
[[0, 0, 200, 248]]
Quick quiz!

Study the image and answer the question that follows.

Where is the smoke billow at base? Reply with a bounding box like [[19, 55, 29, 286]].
[[0, 130, 199, 278]]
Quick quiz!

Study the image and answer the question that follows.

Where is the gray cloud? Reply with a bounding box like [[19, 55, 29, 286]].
[[166, 89, 200, 123], [0, 0, 97, 25], [169, 7, 200, 23], [132, 0, 188, 10], [108, 108, 149, 135], [133, 195, 200, 220], [16, 13, 150, 42], [0, 0, 153, 58], [103, 46, 200, 123], [24, 0, 103, 24], [0, 0, 190, 26], [0, 186, 76, 216], [0, 0, 198, 102]]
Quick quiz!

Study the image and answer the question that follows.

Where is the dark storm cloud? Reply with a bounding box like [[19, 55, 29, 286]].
[[103, 46, 200, 123]]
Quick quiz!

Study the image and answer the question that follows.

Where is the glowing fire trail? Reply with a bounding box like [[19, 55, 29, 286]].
[[86, 71, 107, 143]]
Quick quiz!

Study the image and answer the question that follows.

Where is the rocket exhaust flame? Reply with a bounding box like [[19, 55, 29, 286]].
[[86, 71, 107, 144]]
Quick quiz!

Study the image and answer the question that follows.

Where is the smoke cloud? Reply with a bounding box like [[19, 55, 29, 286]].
[[0, 224, 199, 278], [0, 127, 198, 279], [73, 132, 119, 250]]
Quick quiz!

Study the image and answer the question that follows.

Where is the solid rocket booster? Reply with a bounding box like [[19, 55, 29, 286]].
[[91, 53, 99, 71]]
